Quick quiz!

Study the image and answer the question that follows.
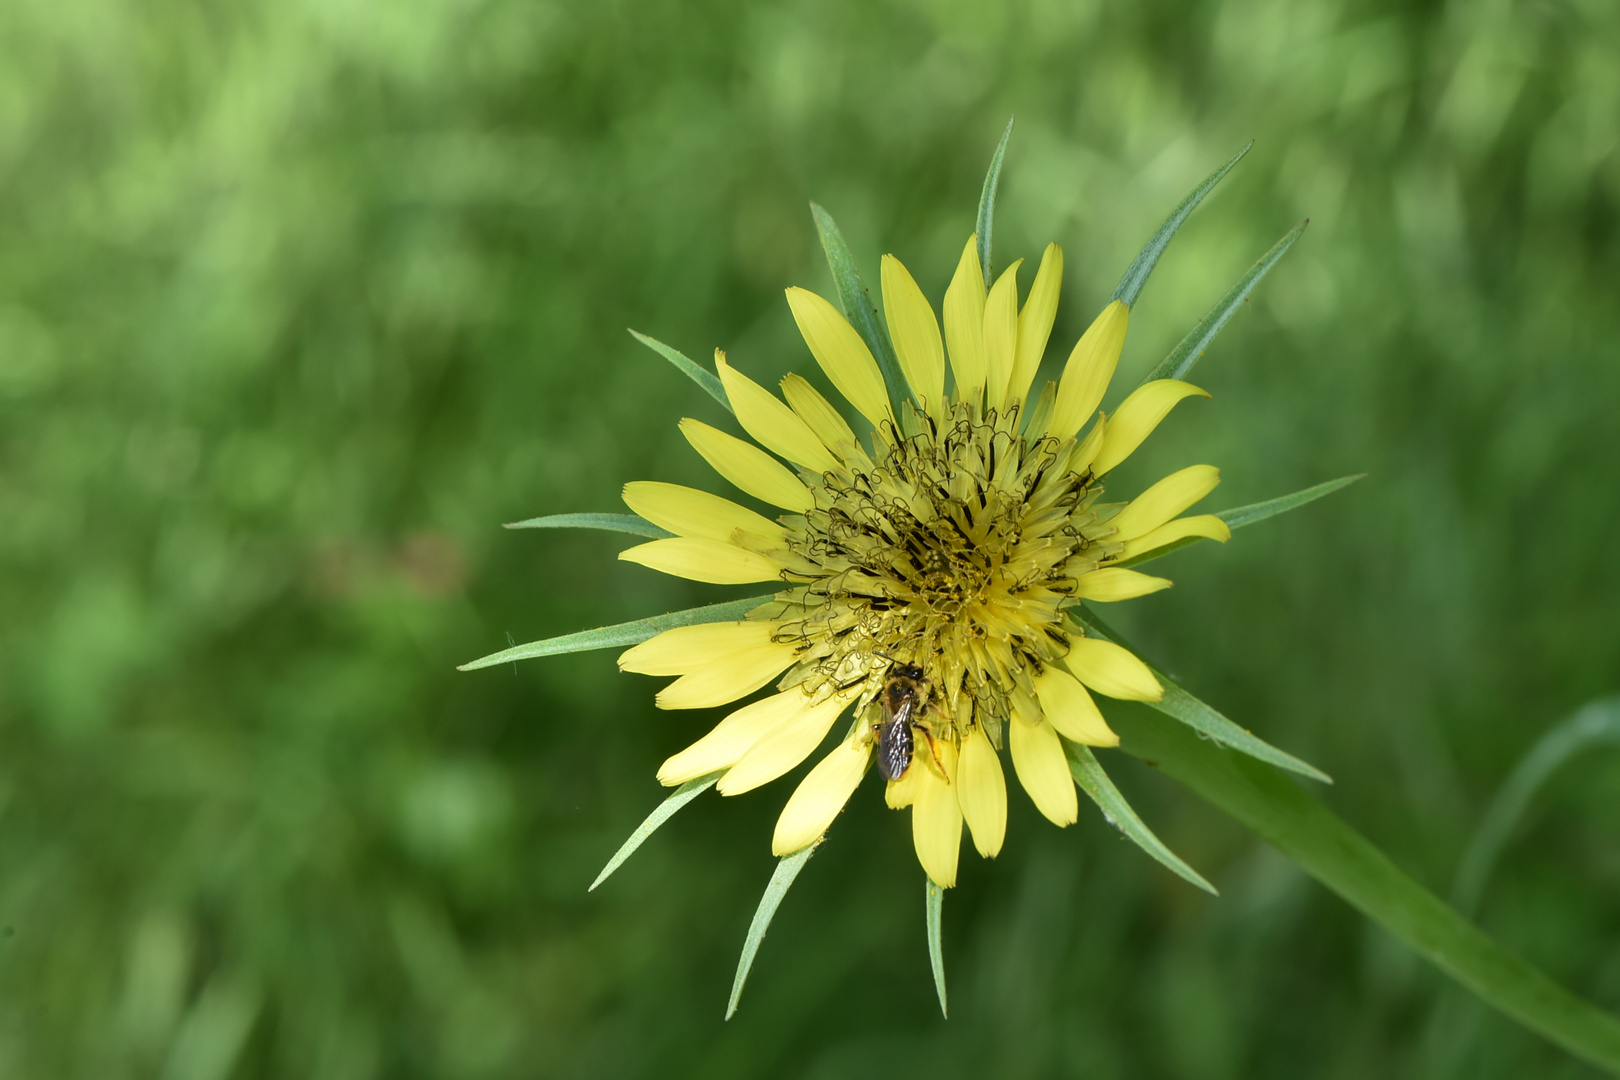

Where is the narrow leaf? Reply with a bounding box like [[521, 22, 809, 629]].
[[976, 117, 1015, 288], [590, 772, 723, 891], [503, 512, 671, 538], [1065, 740, 1217, 895], [809, 202, 911, 422], [628, 329, 732, 412], [458, 594, 774, 671], [1071, 606, 1333, 784], [1106, 701, 1620, 1074], [1112, 142, 1252, 307], [727, 842, 819, 1019], [926, 878, 948, 1018], [1113, 474, 1364, 570]]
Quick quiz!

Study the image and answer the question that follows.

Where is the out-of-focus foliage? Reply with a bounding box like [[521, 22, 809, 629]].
[[2, 0, 1618, 1076]]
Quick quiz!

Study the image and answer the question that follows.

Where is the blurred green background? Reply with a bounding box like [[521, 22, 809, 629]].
[[3, 0, 1619, 1075]]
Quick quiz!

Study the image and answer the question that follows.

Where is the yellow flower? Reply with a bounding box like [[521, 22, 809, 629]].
[[617, 234, 1229, 887]]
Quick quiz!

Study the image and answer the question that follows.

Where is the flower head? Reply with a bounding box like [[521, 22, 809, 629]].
[[617, 234, 1229, 887]]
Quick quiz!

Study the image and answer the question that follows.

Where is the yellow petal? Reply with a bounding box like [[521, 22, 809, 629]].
[[658, 690, 808, 785], [1117, 513, 1232, 561], [1023, 379, 1057, 437], [943, 235, 987, 404], [716, 690, 853, 795], [912, 740, 962, 887], [618, 620, 778, 675], [654, 641, 800, 709], [1073, 567, 1174, 602], [779, 373, 858, 453], [1032, 666, 1119, 746], [956, 726, 1007, 857], [1047, 301, 1129, 440], [784, 287, 894, 431], [618, 537, 784, 585], [1069, 411, 1106, 474], [880, 255, 945, 420], [1091, 380, 1210, 476], [1065, 635, 1162, 702], [885, 758, 924, 808], [982, 259, 1023, 412], [1009, 705, 1078, 827], [1109, 464, 1221, 541], [1008, 243, 1063, 407], [714, 352, 841, 473], [772, 737, 871, 855], [679, 418, 814, 512], [622, 481, 787, 547]]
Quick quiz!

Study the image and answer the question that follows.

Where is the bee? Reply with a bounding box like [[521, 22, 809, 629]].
[[873, 661, 946, 781]]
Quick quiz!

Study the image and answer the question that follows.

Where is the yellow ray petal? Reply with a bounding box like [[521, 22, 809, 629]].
[[779, 373, 859, 456], [1065, 635, 1162, 702], [1117, 513, 1232, 561], [912, 740, 962, 887], [1073, 566, 1174, 602], [880, 254, 945, 421], [1024, 379, 1057, 437], [618, 537, 785, 585], [1009, 705, 1078, 827], [654, 641, 801, 710], [658, 690, 808, 785], [1032, 666, 1119, 746], [885, 756, 924, 808], [619, 620, 778, 675], [622, 481, 788, 547], [1091, 380, 1210, 476], [716, 690, 854, 795], [1008, 243, 1063, 407], [714, 352, 841, 473], [784, 287, 894, 431], [679, 418, 814, 512], [982, 259, 1024, 412], [1069, 411, 1106, 474], [943, 235, 987, 405], [956, 726, 1007, 857], [1047, 301, 1129, 440], [1109, 464, 1221, 541], [772, 737, 872, 855]]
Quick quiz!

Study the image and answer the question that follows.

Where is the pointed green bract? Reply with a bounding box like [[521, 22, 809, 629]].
[[926, 878, 947, 1018], [1141, 218, 1309, 384], [1112, 142, 1252, 307], [1114, 474, 1365, 570], [457, 594, 775, 671], [628, 329, 732, 412], [589, 772, 723, 891], [503, 512, 671, 538], [1105, 700, 1620, 1074], [809, 202, 911, 423], [1071, 606, 1332, 783], [1065, 740, 1217, 895], [726, 842, 819, 1019], [976, 117, 1015, 288]]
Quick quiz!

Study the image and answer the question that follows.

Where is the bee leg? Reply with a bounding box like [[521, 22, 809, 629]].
[[915, 722, 949, 782]]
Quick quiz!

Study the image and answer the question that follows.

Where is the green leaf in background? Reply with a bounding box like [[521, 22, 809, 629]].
[[1114, 473, 1365, 569], [457, 594, 775, 671], [1104, 700, 1620, 1075], [589, 771, 724, 892], [1064, 739, 1217, 895], [975, 117, 1015, 288], [628, 329, 733, 412], [726, 842, 819, 1020], [809, 202, 911, 423], [926, 878, 947, 1019], [1141, 217, 1311, 384], [1111, 142, 1252, 308], [502, 512, 671, 538]]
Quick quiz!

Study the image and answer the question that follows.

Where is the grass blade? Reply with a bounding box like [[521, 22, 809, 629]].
[[809, 201, 910, 421], [590, 772, 723, 891], [628, 329, 732, 412], [1106, 700, 1620, 1074], [1114, 474, 1364, 570], [503, 512, 671, 538], [1141, 218, 1309, 383], [1065, 740, 1217, 895], [458, 595, 774, 671], [726, 842, 819, 1019], [975, 116, 1015, 288], [926, 877, 947, 1018], [1112, 142, 1252, 307], [1071, 606, 1332, 784]]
